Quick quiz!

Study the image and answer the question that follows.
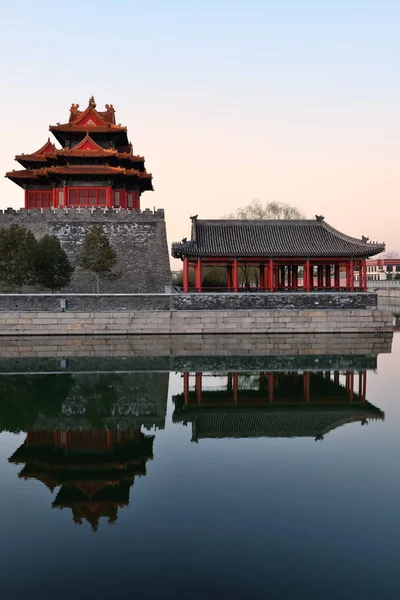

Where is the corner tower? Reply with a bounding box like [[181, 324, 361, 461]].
[[6, 96, 153, 210]]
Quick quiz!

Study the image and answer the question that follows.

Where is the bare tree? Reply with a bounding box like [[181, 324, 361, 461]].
[[383, 250, 400, 259], [226, 199, 305, 220], [225, 199, 305, 287]]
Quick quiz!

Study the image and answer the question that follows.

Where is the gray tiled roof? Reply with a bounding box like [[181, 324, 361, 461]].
[[173, 404, 384, 440], [171, 217, 385, 259]]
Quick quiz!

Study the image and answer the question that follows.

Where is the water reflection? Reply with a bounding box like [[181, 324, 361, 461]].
[[173, 370, 384, 442], [2, 372, 168, 531], [1, 364, 385, 531], [9, 428, 154, 532]]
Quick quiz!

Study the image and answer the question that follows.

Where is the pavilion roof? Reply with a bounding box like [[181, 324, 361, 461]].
[[171, 216, 385, 259], [173, 404, 384, 441]]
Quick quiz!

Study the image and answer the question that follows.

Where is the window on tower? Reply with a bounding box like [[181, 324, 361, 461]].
[[27, 191, 52, 209], [67, 187, 108, 206]]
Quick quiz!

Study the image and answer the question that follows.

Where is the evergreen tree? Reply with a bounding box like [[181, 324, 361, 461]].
[[78, 225, 120, 293], [0, 224, 37, 292], [33, 235, 74, 291]]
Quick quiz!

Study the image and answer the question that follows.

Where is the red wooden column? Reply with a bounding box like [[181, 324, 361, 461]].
[[349, 259, 355, 292], [52, 187, 57, 208], [233, 259, 239, 292], [24, 190, 28, 209], [317, 265, 324, 289], [106, 186, 112, 209], [303, 372, 310, 403], [287, 266, 292, 289], [363, 259, 367, 292], [183, 258, 189, 293], [334, 264, 340, 289], [325, 265, 331, 289], [233, 372, 239, 404], [267, 259, 273, 291], [63, 184, 68, 207], [195, 258, 202, 292], [305, 259, 310, 292], [183, 372, 189, 405], [349, 372, 354, 402], [195, 373, 202, 404], [292, 265, 298, 289]]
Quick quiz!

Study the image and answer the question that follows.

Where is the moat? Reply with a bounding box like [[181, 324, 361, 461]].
[[0, 332, 399, 600]]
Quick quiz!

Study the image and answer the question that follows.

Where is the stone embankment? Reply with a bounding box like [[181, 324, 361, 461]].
[[0, 293, 392, 335]]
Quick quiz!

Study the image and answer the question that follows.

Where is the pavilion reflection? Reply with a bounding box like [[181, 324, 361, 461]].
[[5, 372, 169, 531], [173, 370, 384, 442]]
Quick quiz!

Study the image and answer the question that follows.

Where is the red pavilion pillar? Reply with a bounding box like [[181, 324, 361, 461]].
[[195, 258, 202, 292], [52, 186, 57, 208], [305, 259, 310, 292], [24, 189, 28, 209], [334, 264, 340, 289], [325, 265, 331, 289], [292, 265, 299, 289], [349, 259, 355, 292], [303, 372, 310, 403], [233, 372, 239, 404], [317, 265, 324, 289], [195, 373, 202, 403], [233, 259, 239, 292], [268, 259, 274, 292], [183, 258, 189, 293], [268, 373, 274, 403], [363, 259, 367, 291], [183, 372, 189, 405]]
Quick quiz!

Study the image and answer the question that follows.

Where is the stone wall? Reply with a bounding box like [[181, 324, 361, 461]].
[[0, 292, 378, 312], [0, 308, 392, 335], [0, 208, 171, 293]]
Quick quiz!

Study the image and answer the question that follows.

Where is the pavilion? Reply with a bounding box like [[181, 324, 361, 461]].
[[171, 215, 385, 293], [173, 370, 384, 442]]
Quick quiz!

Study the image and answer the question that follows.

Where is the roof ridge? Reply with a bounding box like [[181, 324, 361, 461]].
[[196, 218, 316, 225]]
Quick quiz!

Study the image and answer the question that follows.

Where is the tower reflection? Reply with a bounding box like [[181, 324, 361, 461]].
[[5, 372, 169, 531], [173, 370, 384, 442]]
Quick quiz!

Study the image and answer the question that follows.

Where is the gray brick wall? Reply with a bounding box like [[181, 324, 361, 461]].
[[0, 208, 171, 293]]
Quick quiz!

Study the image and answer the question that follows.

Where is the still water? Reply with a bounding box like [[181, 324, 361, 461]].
[[0, 333, 399, 600]]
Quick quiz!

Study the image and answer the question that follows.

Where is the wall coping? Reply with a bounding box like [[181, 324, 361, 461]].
[[0, 292, 377, 298]]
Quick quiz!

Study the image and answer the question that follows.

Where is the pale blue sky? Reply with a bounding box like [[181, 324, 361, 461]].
[[0, 0, 399, 255]]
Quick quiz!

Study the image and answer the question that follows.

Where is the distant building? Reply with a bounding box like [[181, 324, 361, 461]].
[[366, 258, 400, 281]]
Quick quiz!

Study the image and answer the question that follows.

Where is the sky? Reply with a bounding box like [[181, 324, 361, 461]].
[[0, 0, 399, 265]]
